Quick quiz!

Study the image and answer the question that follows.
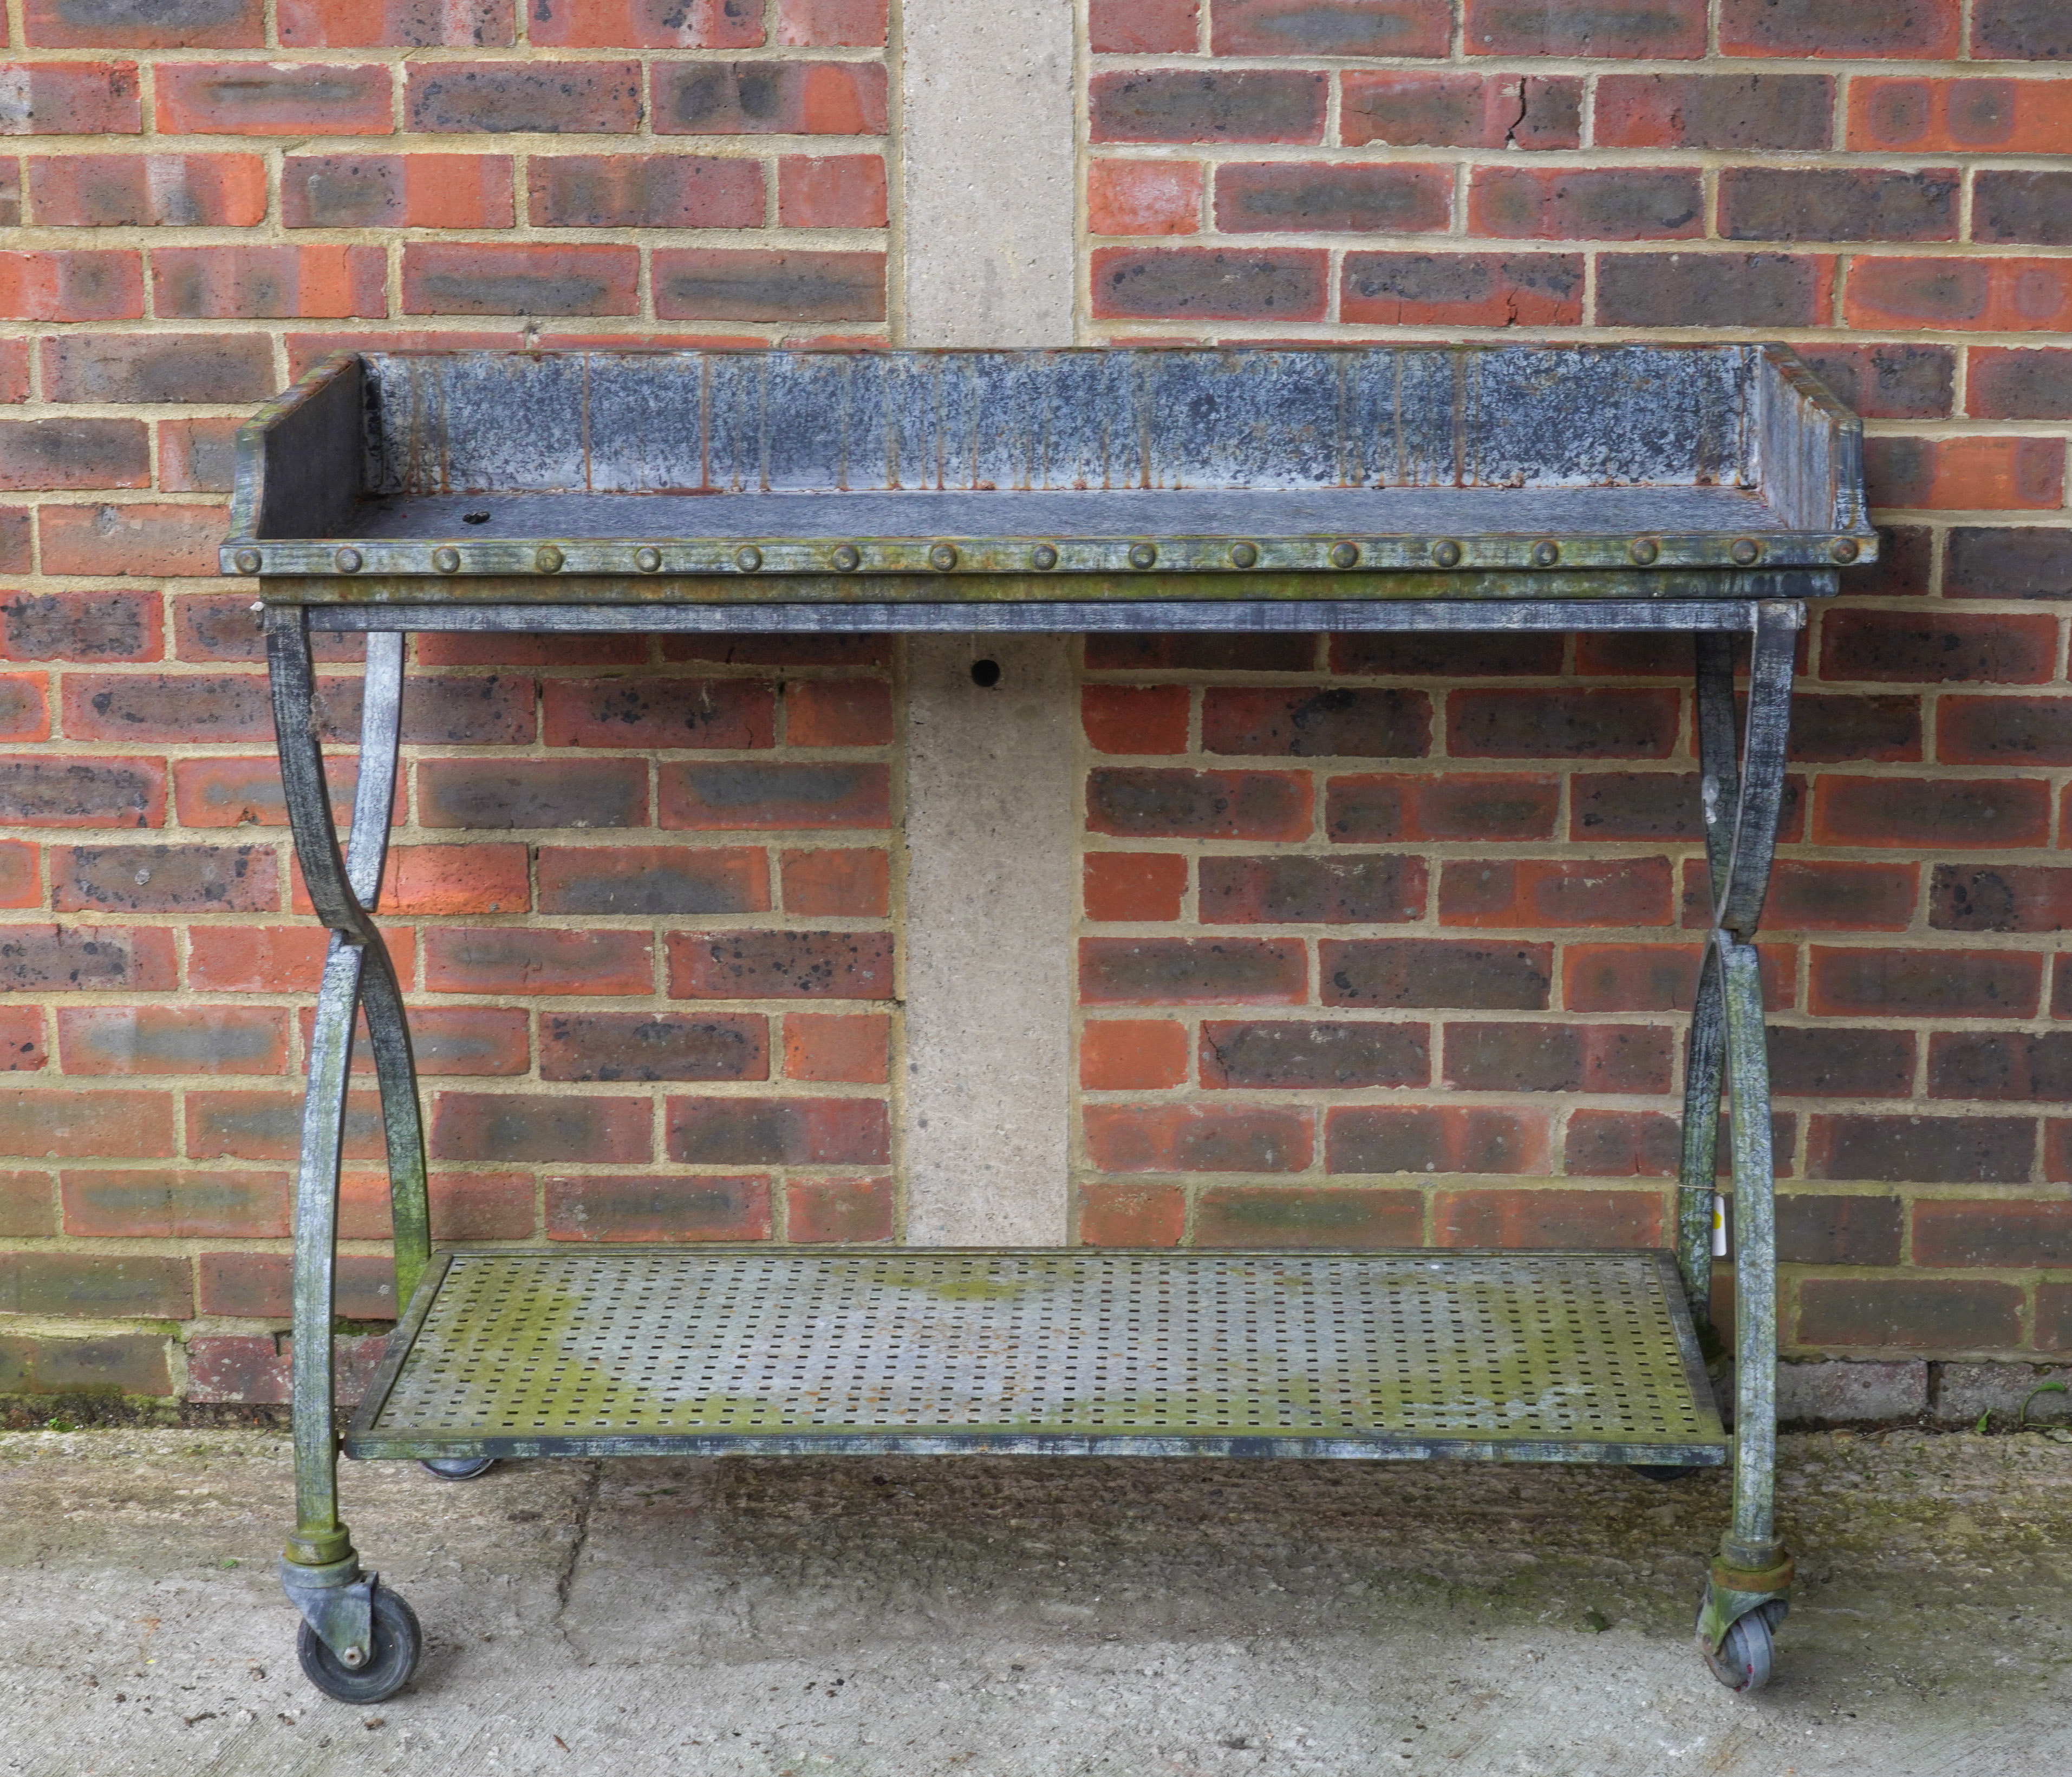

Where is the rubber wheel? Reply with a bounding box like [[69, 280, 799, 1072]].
[[420, 1456, 497, 1481], [1634, 1465, 1699, 1483], [1702, 1599, 1785, 1694], [296, 1582, 422, 1704]]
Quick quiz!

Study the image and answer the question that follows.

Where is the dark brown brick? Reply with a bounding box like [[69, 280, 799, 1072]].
[[1776, 1193, 1904, 1266], [1080, 937, 1306, 1005], [1930, 864, 2072, 933], [1799, 1279, 2022, 1351], [406, 59, 641, 132], [1199, 1020, 1429, 1090], [1215, 162, 1450, 235], [54, 844, 274, 913], [540, 1011, 767, 1083], [1811, 775, 2051, 850], [196, 1251, 394, 1321], [1092, 247, 1328, 321], [1439, 857, 1673, 929], [0, 756, 161, 827], [666, 1095, 888, 1165], [666, 930, 894, 1000], [1852, 525, 1932, 598], [1972, 0, 2072, 58], [59, 1167, 286, 1239], [1471, 166, 1701, 240], [1721, 168, 1957, 242], [1443, 1022, 1671, 1094], [1808, 1113, 2035, 1184], [1944, 527, 2072, 599], [1719, 0, 1958, 57], [1465, 0, 1706, 56], [1969, 349, 2072, 421], [1326, 772, 1558, 843], [653, 60, 885, 135], [1090, 70, 1326, 145], [1788, 694, 1922, 763], [418, 758, 648, 829], [1562, 1108, 1679, 1178], [1216, 0, 1449, 55], [1976, 171, 2072, 246], [1450, 689, 1679, 759], [1913, 1198, 2072, 1268], [1084, 1102, 1311, 1173], [1809, 946, 2040, 1019], [1321, 938, 1550, 1009], [430, 1090, 651, 1165], [1085, 634, 1315, 672], [660, 761, 888, 829], [1768, 1026, 1915, 1099], [63, 671, 268, 741], [530, 153, 762, 228], [1595, 252, 1832, 328], [653, 250, 885, 323], [1089, 768, 1310, 840], [536, 845, 768, 916], [1793, 344, 1953, 420], [0, 925, 173, 992], [2, 591, 157, 664], [1341, 72, 1580, 150], [39, 333, 273, 404], [1939, 696, 2072, 766], [1200, 854, 1424, 925], [0, 1332, 168, 1399], [1821, 610, 2055, 684], [542, 676, 773, 750], [0, 417, 147, 491], [1202, 687, 1429, 758], [1195, 1185, 1422, 1249], [0, 1172, 54, 1238], [422, 927, 651, 997], [1436, 1187, 1663, 1248], [0, 1251, 191, 1319], [545, 1173, 771, 1243], [1340, 251, 1585, 326], [1594, 73, 1834, 150], [318, 672, 534, 746], [1928, 1031, 2072, 1102], [402, 242, 638, 316], [1326, 1104, 1546, 1175]]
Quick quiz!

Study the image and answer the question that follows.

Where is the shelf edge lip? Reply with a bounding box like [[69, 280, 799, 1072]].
[[222, 529, 1879, 580]]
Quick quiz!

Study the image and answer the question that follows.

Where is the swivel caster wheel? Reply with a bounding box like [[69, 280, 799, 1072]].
[[296, 1582, 422, 1704], [1701, 1598, 1786, 1693], [421, 1456, 497, 1481]]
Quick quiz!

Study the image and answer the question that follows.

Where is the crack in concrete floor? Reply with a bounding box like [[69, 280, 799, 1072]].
[[1, 1428, 2068, 1776]]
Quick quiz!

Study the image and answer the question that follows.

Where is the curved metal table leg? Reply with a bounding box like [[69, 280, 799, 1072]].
[[266, 611, 422, 1668], [1690, 600, 1802, 1671]]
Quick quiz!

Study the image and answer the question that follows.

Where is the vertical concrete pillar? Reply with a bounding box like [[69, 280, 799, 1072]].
[[895, 1, 1080, 1243]]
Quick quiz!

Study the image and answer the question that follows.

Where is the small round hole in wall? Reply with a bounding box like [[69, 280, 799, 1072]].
[[970, 659, 1002, 688]]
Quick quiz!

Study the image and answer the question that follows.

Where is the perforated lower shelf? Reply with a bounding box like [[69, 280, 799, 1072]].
[[347, 1247, 1725, 1464]]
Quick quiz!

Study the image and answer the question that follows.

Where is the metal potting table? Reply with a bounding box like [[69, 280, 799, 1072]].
[[228, 344, 1874, 1704]]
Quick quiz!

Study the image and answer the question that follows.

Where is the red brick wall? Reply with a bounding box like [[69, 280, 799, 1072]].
[[0, 1, 891, 1403], [1078, 1, 2072, 1361]]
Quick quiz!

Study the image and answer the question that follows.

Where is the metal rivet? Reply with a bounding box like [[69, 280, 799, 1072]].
[[433, 546, 460, 573], [929, 543, 959, 571], [735, 546, 762, 572], [1230, 541, 1258, 569], [233, 547, 262, 574], [1731, 538, 1761, 566], [333, 547, 362, 573], [1031, 544, 1058, 570], [1830, 537, 1860, 564], [1531, 540, 1559, 567], [1329, 541, 1359, 569], [635, 546, 662, 573], [1129, 542, 1157, 570], [1628, 538, 1659, 565], [535, 544, 563, 573], [831, 544, 860, 572], [1431, 540, 1461, 569]]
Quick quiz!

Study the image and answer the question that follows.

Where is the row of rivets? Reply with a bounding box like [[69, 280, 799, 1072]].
[[266, 533, 1867, 577]]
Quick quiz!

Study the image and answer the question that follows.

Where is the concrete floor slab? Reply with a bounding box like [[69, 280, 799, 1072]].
[[2, 1429, 2068, 1775]]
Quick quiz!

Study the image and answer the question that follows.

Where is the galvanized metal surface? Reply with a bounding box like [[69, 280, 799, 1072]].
[[345, 1249, 1726, 1465], [223, 345, 1876, 583]]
